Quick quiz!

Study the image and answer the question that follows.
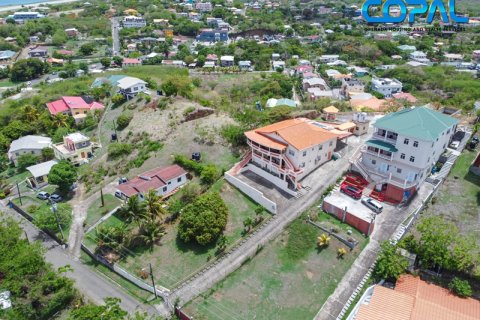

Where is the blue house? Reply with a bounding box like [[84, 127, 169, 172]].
[[196, 30, 229, 43]]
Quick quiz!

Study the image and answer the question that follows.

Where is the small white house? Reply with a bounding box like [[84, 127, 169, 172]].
[[8, 135, 52, 166], [116, 76, 148, 99]]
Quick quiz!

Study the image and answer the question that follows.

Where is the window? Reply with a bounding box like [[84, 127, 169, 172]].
[[303, 151, 307, 157], [163, 186, 167, 192], [427, 157, 430, 163], [372, 160, 376, 165], [168, 181, 172, 185], [404, 138, 409, 145], [413, 141, 418, 147], [289, 150, 295, 156], [397, 168, 402, 174], [409, 156, 415, 162], [177, 177, 182, 182], [300, 162, 305, 168], [318, 145, 323, 150], [443, 144, 446, 149], [400, 153, 405, 159], [431, 142, 434, 148], [447, 129, 450, 134], [329, 141, 333, 147], [356, 127, 359, 130]]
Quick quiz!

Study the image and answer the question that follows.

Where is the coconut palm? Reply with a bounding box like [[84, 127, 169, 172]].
[[52, 113, 69, 128], [144, 189, 167, 222], [22, 105, 40, 122], [337, 247, 347, 258], [138, 219, 165, 249], [317, 234, 331, 248], [118, 195, 146, 226], [96, 225, 128, 252]]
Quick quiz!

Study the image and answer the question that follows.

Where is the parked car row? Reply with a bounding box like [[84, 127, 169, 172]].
[[339, 185, 383, 213], [36, 191, 63, 202]]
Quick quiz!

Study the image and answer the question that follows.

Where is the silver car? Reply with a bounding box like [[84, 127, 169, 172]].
[[361, 197, 383, 213]]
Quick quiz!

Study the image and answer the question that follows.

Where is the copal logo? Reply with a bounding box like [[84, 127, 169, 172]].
[[361, 0, 468, 24]]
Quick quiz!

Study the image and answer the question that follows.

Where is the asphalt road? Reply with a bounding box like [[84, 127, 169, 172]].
[[111, 17, 121, 56], [0, 200, 156, 316]]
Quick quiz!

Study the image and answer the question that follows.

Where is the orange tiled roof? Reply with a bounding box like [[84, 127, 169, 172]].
[[246, 118, 338, 151], [323, 105, 339, 113], [355, 275, 480, 320], [351, 97, 387, 112]]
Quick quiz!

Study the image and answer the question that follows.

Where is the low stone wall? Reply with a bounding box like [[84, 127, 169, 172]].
[[224, 171, 277, 214]]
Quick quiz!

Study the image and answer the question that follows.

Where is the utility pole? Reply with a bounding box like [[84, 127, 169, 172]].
[[100, 188, 105, 207], [149, 263, 158, 299], [16, 182, 22, 206], [51, 201, 65, 242]]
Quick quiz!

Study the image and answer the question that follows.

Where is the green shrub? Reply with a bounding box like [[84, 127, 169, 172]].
[[448, 277, 472, 297], [108, 143, 132, 159], [183, 106, 196, 116], [220, 124, 246, 147], [116, 114, 133, 130]]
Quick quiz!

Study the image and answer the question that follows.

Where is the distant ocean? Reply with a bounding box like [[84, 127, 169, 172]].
[[1, 0, 56, 6]]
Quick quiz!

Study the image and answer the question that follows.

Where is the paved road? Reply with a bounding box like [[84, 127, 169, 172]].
[[111, 17, 121, 56], [0, 201, 155, 315]]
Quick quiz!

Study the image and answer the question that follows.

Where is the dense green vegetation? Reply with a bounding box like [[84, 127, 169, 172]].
[[178, 192, 229, 246], [0, 216, 76, 319]]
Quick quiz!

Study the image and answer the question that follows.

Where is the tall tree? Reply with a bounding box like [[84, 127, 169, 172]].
[[374, 241, 408, 280], [48, 161, 77, 193]]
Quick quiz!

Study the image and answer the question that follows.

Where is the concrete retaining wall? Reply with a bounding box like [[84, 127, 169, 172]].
[[244, 164, 297, 196], [224, 172, 277, 214]]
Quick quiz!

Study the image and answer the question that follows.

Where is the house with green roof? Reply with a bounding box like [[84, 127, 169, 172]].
[[351, 106, 458, 203]]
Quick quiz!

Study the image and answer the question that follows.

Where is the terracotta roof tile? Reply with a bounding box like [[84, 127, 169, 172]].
[[246, 118, 339, 151], [356, 275, 480, 320]]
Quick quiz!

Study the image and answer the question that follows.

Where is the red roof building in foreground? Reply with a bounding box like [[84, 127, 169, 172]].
[[354, 275, 480, 320], [46, 96, 105, 123], [116, 165, 188, 199]]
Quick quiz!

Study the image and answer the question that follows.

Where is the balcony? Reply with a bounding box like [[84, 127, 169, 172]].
[[372, 132, 398, 145]]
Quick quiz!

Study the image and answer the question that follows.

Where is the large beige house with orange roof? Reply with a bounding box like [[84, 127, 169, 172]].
[[234, 118, 344, 194], [350, 274, 480, 320]]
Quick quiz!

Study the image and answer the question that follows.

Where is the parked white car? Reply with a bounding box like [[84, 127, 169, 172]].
[[361, 197, 383, 213]]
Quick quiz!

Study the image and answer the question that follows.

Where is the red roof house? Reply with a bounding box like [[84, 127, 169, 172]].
[[122, 58, 142, 67], [116, 165, 188, 199], [46, 96, 105, 120]]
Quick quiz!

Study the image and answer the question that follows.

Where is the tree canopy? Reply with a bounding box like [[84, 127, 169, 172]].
[[48, 161, 78, 193], [178, 192, 229, 246]]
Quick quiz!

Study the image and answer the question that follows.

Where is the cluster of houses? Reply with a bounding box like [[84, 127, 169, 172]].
[[8, 132, 96, 189]]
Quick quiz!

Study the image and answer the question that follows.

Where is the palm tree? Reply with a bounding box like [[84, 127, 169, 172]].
[[22, 105, 40, 122], [337, 247, 347, 259], [52, 113, 69, 128], [144, 189, 167, 223], [96, 225, 128, 252], [317, 234, 331, 248], [139, 219, 165, 250], [118, 196, 146, 226], [243, 217, 254, 232]]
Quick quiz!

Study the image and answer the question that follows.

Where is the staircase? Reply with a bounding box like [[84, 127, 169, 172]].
[[231, 151, 252, 176]]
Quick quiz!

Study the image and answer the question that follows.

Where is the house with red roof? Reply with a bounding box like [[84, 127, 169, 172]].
[[115, 165, 188, 200], [46, 96, 105, 124], [122, 58, 142, 68]]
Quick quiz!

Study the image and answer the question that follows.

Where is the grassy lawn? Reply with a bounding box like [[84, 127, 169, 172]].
[[0, 80, 15, 88], [87, 179, 265, 289], [183, 211, 368, 320], [425, 149, 480, 245], [85, 194, 122, 229]]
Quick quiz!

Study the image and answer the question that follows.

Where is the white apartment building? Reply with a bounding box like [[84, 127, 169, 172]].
[[318, 55, 339, 63], [371, 77, 403, 98], [409, 51, 430, 64], [196, 2, 213, 12], [8, 12, 45, 23], [122, 15, 147, 28], [350, 106, 458, 203]]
